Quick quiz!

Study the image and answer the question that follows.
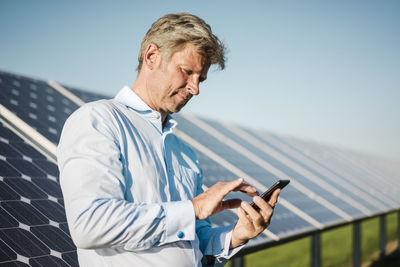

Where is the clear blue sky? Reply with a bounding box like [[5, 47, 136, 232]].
[[1, 0, 399, 160]]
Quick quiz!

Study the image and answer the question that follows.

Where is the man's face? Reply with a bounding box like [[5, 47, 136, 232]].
[[147, 43, 210, 116]]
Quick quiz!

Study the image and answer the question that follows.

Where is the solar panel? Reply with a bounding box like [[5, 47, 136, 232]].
[[189, 144, 314, 238], [0, 71, 79, 144], [241, 127, 388, 212], [202, 119, 372, 216], [276, 134, 399, 207], [0, 119, 78, 266], [0, 69, 399, 261], [174, 114, 345, 226]]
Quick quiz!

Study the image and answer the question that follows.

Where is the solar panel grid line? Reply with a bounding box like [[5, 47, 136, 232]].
[[2, 193, 63, 226], [225, 124, 374, 216], [252, 130, 389, 212], [318, 144, 398, 191], [335, 153, 400, 203], [290, 140, 399, 209], [280, 136, 398, 209], [0, 118, 56, 169], [371, 158, 400, 179], [174, 129, 324, 230], [1, 228, 74, 266], [296, 139, 400, 207], [318, 145, 399, 199], [180, 113, 353, 222], [368, 157, 400, 182], [331, 147, 400, 194], [0, 104, 57, 160], [331, 152, 400, 207], [48, 80, 86, 107], [366, 159, 400, 188], [17, 255, 29, 265]]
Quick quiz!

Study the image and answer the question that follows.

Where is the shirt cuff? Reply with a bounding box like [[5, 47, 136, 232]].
[[162, 200, 196, 243], [216, 224, 245, 261]]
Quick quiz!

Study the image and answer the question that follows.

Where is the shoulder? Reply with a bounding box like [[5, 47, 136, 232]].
[[60, 99, 125, 140], [70, 99, 121, 117], [65, 99, 127, 126]]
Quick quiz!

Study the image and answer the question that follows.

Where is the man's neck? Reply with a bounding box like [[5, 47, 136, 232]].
[[130, 79, 168, 126]]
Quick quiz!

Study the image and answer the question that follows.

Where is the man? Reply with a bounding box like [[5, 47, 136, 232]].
[[58, 13, 280, 267]]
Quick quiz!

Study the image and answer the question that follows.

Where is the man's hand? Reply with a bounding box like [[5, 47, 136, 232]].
[[230, 189, 281, 248], [191, 178, 258, 220]]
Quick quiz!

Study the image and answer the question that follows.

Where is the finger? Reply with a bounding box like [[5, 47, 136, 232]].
[[253, 195, 273, 214], [220, 178, 244, 196], [221, 198, 242, 210], [240, 201, 263, 222], [252, 196, 274, 225], [268, 189, 281, 207], [237, 207, 252, 224], [241, 200, 270, 230], [235, 183, 258, 196]]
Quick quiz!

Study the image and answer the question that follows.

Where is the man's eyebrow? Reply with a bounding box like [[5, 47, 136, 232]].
[[181, 64, 207, 81]]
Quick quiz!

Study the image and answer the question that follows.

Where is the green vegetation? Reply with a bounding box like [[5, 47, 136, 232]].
[[227, 211, 398, 267], [321, 224, 352, 267], [244, 237, 310, 267]]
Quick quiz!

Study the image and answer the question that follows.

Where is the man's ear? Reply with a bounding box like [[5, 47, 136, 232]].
[[143, 43, 160, 70]]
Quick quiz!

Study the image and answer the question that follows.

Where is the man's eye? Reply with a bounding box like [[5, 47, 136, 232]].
[[184, 69, 193, 75]]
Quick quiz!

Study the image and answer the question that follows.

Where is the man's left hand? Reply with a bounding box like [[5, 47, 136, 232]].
[[230, 189, 281, 248]]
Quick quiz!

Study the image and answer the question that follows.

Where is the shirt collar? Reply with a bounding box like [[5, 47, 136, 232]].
[[114, 86, 177, 133]]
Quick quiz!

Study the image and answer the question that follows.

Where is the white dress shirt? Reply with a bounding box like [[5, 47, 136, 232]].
[[57, 86, 241, 266]]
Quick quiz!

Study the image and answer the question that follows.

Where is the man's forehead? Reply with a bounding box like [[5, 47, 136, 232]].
[[172, 44, 209, 68]]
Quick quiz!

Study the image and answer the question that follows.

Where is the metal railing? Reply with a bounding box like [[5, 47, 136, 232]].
[[231, 209, 400, 267]]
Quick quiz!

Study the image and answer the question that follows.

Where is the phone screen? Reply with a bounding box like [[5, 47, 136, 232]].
[[250, 179, 290, 211]]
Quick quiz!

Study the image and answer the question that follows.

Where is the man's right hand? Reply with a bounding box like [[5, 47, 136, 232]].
[[191, 178, 258, 220]]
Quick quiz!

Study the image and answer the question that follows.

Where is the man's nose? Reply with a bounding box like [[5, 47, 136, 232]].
[[187, 77, 200, 96]]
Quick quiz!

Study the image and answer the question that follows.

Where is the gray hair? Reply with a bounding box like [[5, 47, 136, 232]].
[[137, 12, 226, 72]]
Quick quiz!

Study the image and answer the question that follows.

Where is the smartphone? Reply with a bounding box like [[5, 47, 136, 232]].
[[250, 179, 290, 211]]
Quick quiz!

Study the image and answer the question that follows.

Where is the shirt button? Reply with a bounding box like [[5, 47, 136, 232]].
[[177, 231, 184, 238], [168, 168, 171, 172]]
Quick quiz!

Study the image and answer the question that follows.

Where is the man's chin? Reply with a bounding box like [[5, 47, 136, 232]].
[[169, 103, 187, 114]]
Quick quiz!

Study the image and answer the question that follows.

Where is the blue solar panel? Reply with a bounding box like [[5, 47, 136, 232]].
[[173, 114, 344, 226], [1, 69, 399, 260], [241, 127, 385, 211], [202, 119, 367, 217], [275, 134, 399, 208], [0, 71, 79, 144], [0, 120, 78, 266], [193, 147, 314, 237]]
